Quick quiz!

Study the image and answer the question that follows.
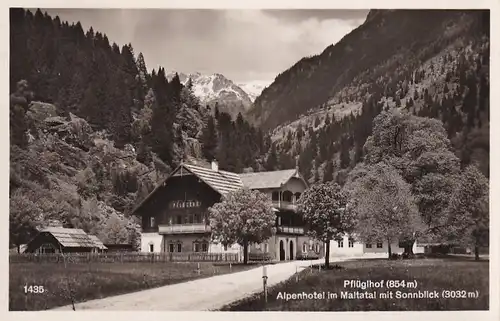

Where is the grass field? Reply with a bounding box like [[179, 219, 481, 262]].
[[9, 261, 254, 311], [220, 256, 489, 311]]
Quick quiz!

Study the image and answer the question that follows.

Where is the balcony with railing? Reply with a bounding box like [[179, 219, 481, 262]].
[[276, 225, 305, 235], [272, 200, 297, 211], [158, 224, 211, 234]]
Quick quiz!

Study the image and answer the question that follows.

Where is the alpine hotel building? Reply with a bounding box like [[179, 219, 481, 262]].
[[132, 160, 324, 261]]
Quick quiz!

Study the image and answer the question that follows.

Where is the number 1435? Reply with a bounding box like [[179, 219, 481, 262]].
[[24, 285, 45, 294]]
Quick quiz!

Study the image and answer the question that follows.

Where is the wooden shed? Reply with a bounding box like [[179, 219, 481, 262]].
[[24, 227, 106, 254]]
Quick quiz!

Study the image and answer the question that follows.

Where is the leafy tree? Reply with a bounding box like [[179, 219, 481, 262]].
[[363, 110, 461, 251], [446, 165, 488, 260], [208, 189, 275, 264], [297, 182, 354, 268], [99, 213, 130, 244], [10, 80, 32, 148], [9, 189, 43, 252], [346, 162, 423, 259]]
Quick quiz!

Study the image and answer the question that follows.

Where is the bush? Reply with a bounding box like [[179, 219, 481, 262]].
[[390, 253, 401, 260], [402, 252, 415, 259], [296, 253, 321, 260], [248, 252, 272, 261]]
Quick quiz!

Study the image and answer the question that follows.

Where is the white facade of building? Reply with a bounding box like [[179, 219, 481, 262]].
[[328, 235, 425, 258], [140, 232, 163, 253]]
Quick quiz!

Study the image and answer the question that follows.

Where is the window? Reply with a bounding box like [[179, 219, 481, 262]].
[[272, 191, 280, 201], [193, 242, 200, 252], [302, 242, 307, 253], [149, 243, 154, 253], [223, 244, 228, 251], [264, 243, 269, 253], [176, 215, 182, 224], [168, 243, 174, 253], [315, 243, 320, 253], [398, 241, 406, 248], [150, 217, 156, 227], [202, 242, 208, 252], [377, 242, 383, 248], [255, 243, 261, 250], [348, 239, 354, 248], [366, 243, 372, 248], [177, 243, 182, 252], [337, 240, 344, 248], [282, 191, 293, 202]]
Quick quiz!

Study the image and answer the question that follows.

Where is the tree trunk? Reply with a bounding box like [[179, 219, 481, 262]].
[[474, 245, 479, 261], [324, 240, 330, 269], [243, 241, 248, 265], [403, 240, 415, 256], [387, 240, 392, 259]]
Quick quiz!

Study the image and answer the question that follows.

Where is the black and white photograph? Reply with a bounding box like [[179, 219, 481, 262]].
[[7, 1, 496, 315]]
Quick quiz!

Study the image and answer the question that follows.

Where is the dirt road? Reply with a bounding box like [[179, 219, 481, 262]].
[[52, 259, 327, 311]]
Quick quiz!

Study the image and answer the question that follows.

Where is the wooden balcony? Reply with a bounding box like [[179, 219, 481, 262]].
[[158, 224, 211, 234], [276, 226, 305, 235], [272, 201, 297, 211]]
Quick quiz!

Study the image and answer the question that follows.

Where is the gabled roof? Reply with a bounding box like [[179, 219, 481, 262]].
[[239, 169, 302, 190], [131, 161, 305, 215], [39, 227, 98, 248], [183, 164, 243, 195]]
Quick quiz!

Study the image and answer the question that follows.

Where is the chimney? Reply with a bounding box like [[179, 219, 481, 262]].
[[211, 160, 219, 172]]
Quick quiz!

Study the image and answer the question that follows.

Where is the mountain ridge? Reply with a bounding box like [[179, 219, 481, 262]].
[[247, 9, 488, 131]]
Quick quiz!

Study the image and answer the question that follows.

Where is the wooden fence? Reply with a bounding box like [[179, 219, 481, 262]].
[[9, 252, 240, 264]]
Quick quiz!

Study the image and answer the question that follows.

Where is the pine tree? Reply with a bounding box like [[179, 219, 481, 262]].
[[323, 160, 334, 182], [265, 143, 278, 171], [314, 116, 320, 128], [150, 68, 175, 165], [201, 115, 218, 162], [339, 135, 350, 169]]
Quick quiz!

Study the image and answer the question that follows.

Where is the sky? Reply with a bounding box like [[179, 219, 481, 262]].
[[42, 9, 368, 84]]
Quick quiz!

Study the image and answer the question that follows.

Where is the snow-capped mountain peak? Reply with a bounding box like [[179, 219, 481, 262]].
[[238, 80, 272, 102], [166, 71, 254, 118]]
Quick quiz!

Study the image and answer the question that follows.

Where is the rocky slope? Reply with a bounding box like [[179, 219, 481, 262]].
[[167, 71, 253, 118], [10, 100, 179, 249]]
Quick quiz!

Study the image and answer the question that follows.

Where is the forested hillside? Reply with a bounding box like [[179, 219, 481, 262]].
[[9, 8, 268, 250], [251, 10, 489, 184]]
